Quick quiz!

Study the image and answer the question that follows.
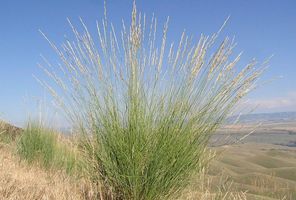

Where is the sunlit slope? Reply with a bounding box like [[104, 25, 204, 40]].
[[210, 143, 296, 199]]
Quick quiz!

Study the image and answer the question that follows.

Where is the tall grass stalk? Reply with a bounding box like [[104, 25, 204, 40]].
[[38, 2, 266, 199]]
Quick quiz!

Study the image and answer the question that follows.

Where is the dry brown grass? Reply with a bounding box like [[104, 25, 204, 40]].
[[0, 121, 22, 142], [0, 144, 97, 200], [0, 139, 250, 200]]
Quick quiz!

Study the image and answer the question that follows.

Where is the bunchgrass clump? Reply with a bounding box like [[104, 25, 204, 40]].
[[17, 123, 79, 173], [38, 2, 267, 199], [17, 123, 57, 169]]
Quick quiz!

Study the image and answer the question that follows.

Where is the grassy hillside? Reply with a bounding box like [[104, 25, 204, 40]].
[[209, 143, 296, 199], [0, 143, 85, 199], [1, 124, 296, 199], [0, 120, 22, 143]]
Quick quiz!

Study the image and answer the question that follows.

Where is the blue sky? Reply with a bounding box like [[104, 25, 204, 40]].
[[0, 0, 295, 126]]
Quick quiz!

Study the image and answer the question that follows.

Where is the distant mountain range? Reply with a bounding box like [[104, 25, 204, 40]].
[[227, 112, 296, 124]]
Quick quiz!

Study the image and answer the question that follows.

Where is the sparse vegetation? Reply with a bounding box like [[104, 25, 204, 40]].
[[0, 130, 13, 144], [0, 120, 22, 143], [0, 144, 94, 200]]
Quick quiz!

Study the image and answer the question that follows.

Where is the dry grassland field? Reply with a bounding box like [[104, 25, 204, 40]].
[[1, 113, 296, 200]]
